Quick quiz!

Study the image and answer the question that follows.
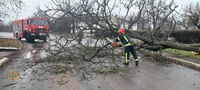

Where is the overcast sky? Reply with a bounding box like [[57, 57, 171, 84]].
[[4, 0, 200, 23]]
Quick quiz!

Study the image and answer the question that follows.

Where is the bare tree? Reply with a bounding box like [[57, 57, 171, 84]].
[[142, 0, 178, 43], [0, 0, 23, 32], [29, 0, 146, 75], [43, 0, 200, 57], [31, 6, 49, 18], [45, 0, 145, 33], [177, 14, 193, 30], [0, 0, 23, 17], [120, 0, 200, 53], [184, 2, 200, 29]]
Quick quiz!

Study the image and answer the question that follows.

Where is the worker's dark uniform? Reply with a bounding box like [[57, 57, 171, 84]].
[[115, 34, 139, 65], [78, 31, 83, 44]]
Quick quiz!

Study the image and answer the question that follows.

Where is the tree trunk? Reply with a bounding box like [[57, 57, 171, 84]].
[[129, 32, 200, 53], [158, 41, 200, 53]]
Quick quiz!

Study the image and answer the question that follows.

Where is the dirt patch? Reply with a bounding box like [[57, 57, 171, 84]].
[[0, 38, 21, 48]]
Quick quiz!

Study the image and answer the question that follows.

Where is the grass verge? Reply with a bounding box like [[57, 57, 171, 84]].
[[163, 48, 200, 60], [0, 38, 21, 48]]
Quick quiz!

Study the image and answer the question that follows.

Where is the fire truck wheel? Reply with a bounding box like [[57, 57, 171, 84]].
[[31, 38, 35, 43]]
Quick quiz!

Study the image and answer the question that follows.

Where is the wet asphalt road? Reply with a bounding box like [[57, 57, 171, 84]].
[[0, 32, 13, 38], [0, 32, 200, 90]]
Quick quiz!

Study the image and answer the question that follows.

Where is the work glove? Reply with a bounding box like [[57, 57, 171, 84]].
[[113, 41, 119, 47]]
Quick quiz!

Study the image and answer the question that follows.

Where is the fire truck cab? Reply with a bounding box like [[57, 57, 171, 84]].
[[13, 17, 49, 42]]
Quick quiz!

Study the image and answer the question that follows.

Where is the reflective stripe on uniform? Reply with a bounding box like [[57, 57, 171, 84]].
[[117, 37, 123, 46], [123, 36, 129, 42], [118, 37, 121, 41], [123, 36, 132, 46], [135, 56, 140, 61], [124, 43, 132, 46], [135, 59, 139, 61], [125, 53, 129, 63], [118, 36, 132, 47]]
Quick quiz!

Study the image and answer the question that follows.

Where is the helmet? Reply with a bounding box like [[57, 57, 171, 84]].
[[118, 28, 125, 34]]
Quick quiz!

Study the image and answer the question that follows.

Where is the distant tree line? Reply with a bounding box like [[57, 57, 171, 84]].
[[0, 22, 13, 32]]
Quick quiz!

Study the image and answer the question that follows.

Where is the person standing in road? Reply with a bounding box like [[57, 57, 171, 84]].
[[113, 28, 139, 66], [77, 31, 83, 44]]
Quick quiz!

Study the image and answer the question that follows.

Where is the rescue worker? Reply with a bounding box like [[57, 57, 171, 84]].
[[16, 31, 19, 39], [113, 28, 139, 66], [77, 31, 83, 44]]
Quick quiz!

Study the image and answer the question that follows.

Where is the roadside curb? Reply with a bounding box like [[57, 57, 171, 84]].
[[140, 49, 200, 71], [0, 58, 9, 67], [167, 56, 200, 70], [0, 47, 18, 50]]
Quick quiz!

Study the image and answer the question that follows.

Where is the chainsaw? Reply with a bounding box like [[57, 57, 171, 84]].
[[106, 37, 119, 47]]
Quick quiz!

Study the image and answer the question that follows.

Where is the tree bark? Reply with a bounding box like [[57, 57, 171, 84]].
[[158, 41, 200, 53], [129, 31, 200, 53]]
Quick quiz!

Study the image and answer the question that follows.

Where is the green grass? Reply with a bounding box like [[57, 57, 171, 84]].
[[0, 38, 21, 48], [163, 48, 200, 60]]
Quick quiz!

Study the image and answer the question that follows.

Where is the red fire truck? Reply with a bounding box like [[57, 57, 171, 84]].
[[13, 17, 49, 42]]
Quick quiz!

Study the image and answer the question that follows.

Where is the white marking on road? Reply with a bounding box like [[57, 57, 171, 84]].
[[0, 58, 9, 66]]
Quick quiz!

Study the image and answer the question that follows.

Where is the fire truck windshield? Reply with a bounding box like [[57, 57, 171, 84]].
[[31, 20, 48, 26]]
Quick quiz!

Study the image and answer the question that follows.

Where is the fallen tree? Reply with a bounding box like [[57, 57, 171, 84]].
[[27, 0, 200, 78], [128, 31, 200, 53], [41, 0, 200, 58]]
